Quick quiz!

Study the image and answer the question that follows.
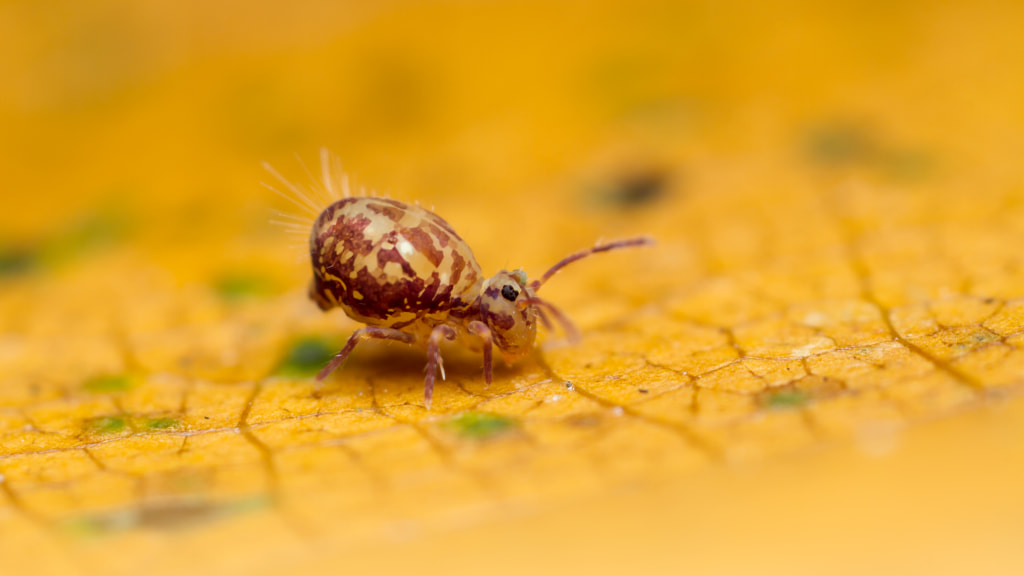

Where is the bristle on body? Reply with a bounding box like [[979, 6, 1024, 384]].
[[264, 147, 367, 229], [264, 148, 366, 262]]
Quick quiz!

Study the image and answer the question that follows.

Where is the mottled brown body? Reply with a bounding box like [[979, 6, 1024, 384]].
[[305, 195, 651, 409], [309, 197, 485, 343]]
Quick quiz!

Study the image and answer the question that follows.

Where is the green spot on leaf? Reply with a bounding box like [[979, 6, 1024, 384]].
[[276, 337, 336, 377], [446, 411, 516, 440], [762, 389, 811, 410], [215, 272, 276, 301], [143, 417, 179, 430], [83, 374, 136, 393], [804, 121, 936, 183], [59, 510, 137, 538], [0, 247, 36, 277], [87, 416, 128, 434], [222, 495, 273, 515], [805, 123, 875, 167], [39, 209, 129, 266], [1, 205, 130, 278]]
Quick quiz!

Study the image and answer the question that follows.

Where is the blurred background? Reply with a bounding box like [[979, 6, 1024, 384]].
[[6, 0, 1020, 267], [2, 1, 1024, 575]]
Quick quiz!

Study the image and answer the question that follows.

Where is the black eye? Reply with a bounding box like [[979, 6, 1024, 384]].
[[501, 284, 519, 302]]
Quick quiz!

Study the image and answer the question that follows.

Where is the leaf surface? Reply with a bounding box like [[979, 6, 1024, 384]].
[[1, 1, 1023, 574]]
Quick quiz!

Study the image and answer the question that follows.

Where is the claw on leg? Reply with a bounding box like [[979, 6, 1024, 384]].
[[424, 325, 456, 409], [467, 320, 493, 387]]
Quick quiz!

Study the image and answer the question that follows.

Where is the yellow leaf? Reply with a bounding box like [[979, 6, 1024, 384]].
[[1, 1, 1023, 575]]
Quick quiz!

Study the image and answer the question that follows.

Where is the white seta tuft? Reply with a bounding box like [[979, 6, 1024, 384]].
[[264, 148, 358, 262], [264, 147, 365, 227]]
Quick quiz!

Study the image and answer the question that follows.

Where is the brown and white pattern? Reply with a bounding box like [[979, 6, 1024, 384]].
[[307, 196, 652, 408], [309, 197, 482, 339]]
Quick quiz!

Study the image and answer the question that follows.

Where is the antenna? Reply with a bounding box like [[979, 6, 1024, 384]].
[[530, 236, 654, 291]]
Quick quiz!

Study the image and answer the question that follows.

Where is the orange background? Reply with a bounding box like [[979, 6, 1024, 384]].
[[2, 1, 1024, 574]]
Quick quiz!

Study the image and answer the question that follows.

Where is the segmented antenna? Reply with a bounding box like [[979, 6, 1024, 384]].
[[530, 236, 654, 291]]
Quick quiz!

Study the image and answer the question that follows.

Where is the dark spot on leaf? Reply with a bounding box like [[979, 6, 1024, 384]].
[[137, 497, 271, 530], [804, 120, 936, 183], [972, 331, 996, 343], [276, 337, 336, 377], [587, 169, 670, 210], [805, 122, 875, 167], [59, 497, 271, 537], [445, 411, 515, 440], [0, 246, 37, 278]]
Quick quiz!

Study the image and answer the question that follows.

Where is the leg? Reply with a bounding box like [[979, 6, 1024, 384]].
[[467, 320, 493, 386], [423, 325, 456, 409], [317, 327, 415, 381]]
